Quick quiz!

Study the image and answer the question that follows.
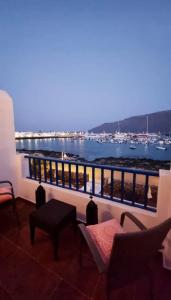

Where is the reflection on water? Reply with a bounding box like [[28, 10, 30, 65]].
[[16, 138, 171, 161]]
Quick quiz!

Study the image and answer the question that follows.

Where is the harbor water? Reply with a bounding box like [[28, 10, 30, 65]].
[[16, 138, 171, 161]]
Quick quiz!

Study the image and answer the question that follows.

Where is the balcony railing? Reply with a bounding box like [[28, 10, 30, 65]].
[[25, 155, 159, 212]]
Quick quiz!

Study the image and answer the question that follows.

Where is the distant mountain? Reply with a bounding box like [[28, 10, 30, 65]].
[[90, 110, 171, 134]]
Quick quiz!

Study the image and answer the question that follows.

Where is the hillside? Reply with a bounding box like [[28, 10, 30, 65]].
[[90, 110, 171, 134]]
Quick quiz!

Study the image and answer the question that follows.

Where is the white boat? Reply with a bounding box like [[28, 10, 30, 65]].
[[61, 152, 68, 159], [96, 139, 106, 143], [156, 146, 167, 151], [129, 145, 136, 150]]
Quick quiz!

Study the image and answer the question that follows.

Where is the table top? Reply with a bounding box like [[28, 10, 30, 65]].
[[30, 199, 76, 228]]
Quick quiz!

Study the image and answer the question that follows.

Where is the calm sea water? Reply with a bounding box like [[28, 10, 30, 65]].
[[16, 138, 171, 161]]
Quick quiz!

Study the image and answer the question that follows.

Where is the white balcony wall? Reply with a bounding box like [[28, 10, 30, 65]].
[[0, 91, 16, 189]]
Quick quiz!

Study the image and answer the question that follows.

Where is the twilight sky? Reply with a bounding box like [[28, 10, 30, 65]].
[[0, 0, 171, 131]]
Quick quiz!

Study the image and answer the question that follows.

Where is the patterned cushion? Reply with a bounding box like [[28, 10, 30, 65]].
[[87, 218, 124, 265], [0, 187, 13, 203]]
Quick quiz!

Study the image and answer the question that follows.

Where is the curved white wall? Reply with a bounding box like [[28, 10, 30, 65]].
[[0, 90, 16, 188]]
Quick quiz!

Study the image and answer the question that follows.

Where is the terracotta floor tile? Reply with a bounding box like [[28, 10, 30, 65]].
[[0, 235, 18, 262], [0, 285, 12, 300], [0, 247, 61, 300], [50, 280, 88, 300], [93, 275, 137, 300], [63, 256, 99, 298]]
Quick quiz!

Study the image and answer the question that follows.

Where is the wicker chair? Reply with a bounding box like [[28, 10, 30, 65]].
[[79, 212, 171, 300], [0, 180, 19, 225]]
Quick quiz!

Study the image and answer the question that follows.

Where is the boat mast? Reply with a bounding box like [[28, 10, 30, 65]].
[[146, 115, 149, 135], [118, 120, 120, 133]]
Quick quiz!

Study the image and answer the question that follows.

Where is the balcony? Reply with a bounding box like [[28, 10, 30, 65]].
[[1, 91, 171, 299], [1, 197, 171, 300]]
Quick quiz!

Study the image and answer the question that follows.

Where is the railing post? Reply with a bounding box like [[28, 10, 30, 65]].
[[144, 175, 149, 209], [44, 160, 47, 183], [55, 162, 58, 186], [132, 173, 136, 205], [38, 159, 41, 182], [49, 160, 53, 184], [83, 166, 87, 193], [62, 162, 65, 187], [33, 158, 36, 180], [69, 163, 72, 189], [28, 157, 32, 179], [92, 167, 95, 195], [101, 169, 104, 198], [121, 171, 125, 202], [76, 164, 79, 190], [110, 170, 114, 199]]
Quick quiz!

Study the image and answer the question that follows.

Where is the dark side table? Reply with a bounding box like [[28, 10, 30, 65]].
[[29, 199, 76, 260]]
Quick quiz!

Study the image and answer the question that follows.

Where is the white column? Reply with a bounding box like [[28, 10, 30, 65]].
[[0, 90, 16, 190]]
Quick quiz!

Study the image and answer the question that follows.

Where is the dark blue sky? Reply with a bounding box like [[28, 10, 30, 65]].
[[0, 0, 171, 131]]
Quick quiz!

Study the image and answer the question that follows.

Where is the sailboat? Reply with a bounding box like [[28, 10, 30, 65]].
[[145, 115, 149, 145], [156, 139, 167, 151]]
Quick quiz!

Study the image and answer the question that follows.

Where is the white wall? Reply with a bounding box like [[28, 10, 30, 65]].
[[0, 90, 16, 189]]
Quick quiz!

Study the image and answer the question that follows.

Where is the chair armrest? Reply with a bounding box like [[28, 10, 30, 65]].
[[0, 181, 14, 198], [0, 191, 14, 198], [78, 223, 107, 273], [0, 180, 13, 187], [120, 212, 147, 231]]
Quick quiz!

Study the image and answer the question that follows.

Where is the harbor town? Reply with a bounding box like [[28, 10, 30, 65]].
[[15, 130, 171, 149]]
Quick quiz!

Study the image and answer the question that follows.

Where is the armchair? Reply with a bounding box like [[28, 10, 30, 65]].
[[79, 212, 171, 299], [0, 180, 19, 225]]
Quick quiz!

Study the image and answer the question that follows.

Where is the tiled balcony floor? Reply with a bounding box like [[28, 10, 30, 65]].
[[0, 198, 171, 300]]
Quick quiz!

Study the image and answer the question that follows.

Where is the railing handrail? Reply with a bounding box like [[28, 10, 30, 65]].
[[24, 155, 159, 177]]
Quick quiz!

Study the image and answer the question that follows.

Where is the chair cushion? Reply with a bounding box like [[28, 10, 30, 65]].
[[87, 218, 124, 265], [0, 187, 13, 203]]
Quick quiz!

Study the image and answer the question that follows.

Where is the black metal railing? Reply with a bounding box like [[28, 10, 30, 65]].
[[25, 155, 159, 212]]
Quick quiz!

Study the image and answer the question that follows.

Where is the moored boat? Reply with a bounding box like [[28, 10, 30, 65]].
[[156, 146, 167, 151], [129, 145, 136, 150]]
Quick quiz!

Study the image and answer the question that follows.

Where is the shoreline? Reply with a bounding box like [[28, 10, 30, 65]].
[[15, 135, 80, 140], [16, 149, 170, 171]]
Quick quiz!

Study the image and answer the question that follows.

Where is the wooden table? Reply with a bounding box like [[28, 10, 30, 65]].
[[29, 199, 76, 260]]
